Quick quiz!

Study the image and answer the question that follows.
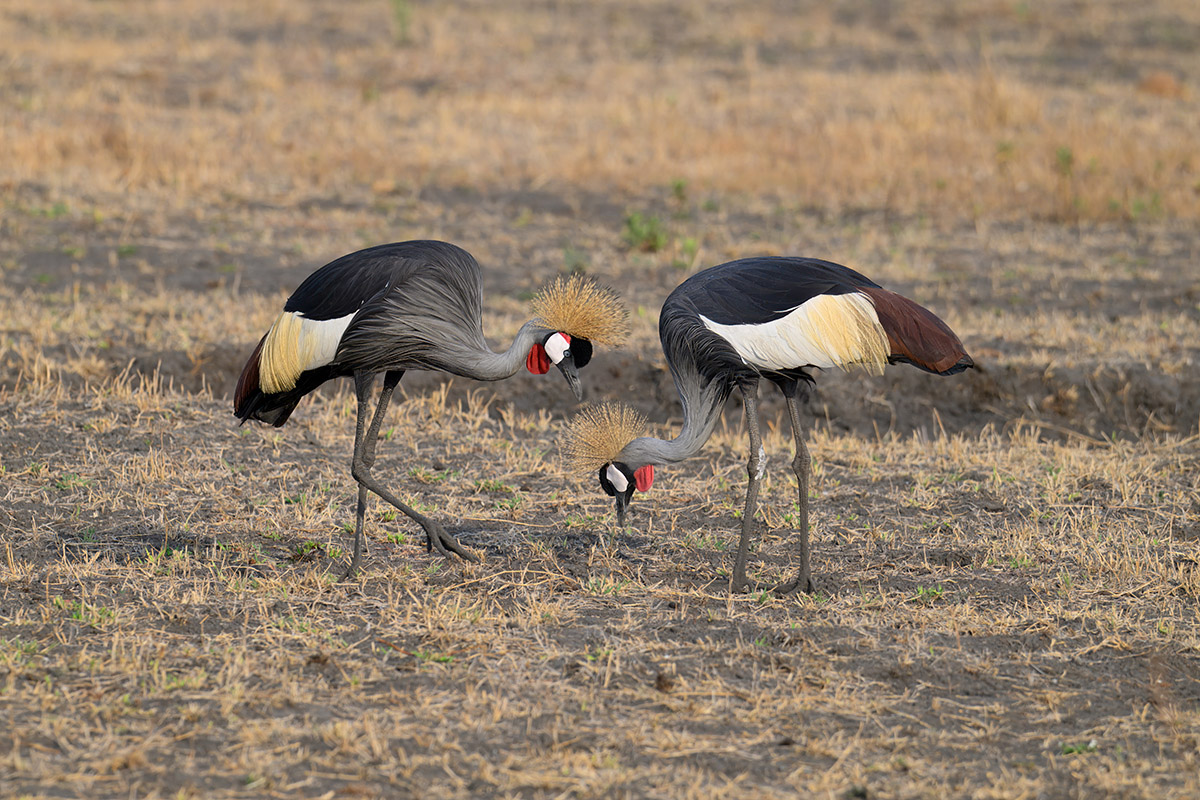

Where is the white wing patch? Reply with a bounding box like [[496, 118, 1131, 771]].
[[700, 292, 889, 375], [259, 310, 356, 393]]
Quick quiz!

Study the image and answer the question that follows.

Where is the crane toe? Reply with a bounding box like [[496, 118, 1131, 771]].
[[422, 521, 480, 563], [730, 572, 816, 596]]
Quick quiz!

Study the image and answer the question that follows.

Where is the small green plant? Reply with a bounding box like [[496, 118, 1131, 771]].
[[1, 638, 41, 667], [409, 467, 456, 484], [292, 541, 322, 562], [143, 546, 182, 567], [1057, 570, 1074, 595], [564, 512, 597, 529], [385, 532, 408, 544], [55, 473, 91, 491], [273, 615, 311, 633], [683, 533, 730, 552], [389, 0, 412, 43], [680, 235, 698, 260], [494, 495, 524, 511], [1061, 740, 1098, 755], [914, 585, 944, 603], [672, 236, 699, 270], [1127, 192, 1163, 221], [585, 647, 613, 662], [406, 498, 437, 514], [671, 179, 688, 205], [584, 577, 628, 596], [58, 598, 114, 628], [622, 211, 667, 252], [563, 246, 589, 274], [28, 201, 69, 218], [1055, 146, 1074, 177]]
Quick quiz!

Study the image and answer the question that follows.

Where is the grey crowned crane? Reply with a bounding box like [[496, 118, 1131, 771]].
[[235, 240, 627, 578], [565, 256, 972, 594]]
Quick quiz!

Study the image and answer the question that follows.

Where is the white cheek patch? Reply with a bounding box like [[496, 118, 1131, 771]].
[[544, 332, 570, 365], [605, 463, 629, 494]]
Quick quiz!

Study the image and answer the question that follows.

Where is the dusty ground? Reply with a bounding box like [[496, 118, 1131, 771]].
[[2, 1, 1199, 798]]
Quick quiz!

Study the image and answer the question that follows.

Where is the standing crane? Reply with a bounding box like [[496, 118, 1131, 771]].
[[235, 240, 627, 578], [565, 256, 972, 594]]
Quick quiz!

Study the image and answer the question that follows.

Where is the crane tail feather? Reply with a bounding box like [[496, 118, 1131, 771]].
[[235, 333, 333, 427], [234, 334, 268, 419], [860, 287, 973, 375]]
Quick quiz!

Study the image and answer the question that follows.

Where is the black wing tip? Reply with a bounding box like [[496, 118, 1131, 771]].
[[234, 391, 295, 428], [941, 354, 975, 376], [887, 353, 974, 376]]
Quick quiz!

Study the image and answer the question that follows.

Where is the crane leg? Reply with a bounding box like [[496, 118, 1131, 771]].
[[772, 385, 816, 594], [730, 378, 764, 593], [343, 370, 477, 580], [341, 371, 402, 579]]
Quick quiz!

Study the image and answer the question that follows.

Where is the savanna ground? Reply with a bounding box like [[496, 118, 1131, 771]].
[[2, 1, 1199, 797]]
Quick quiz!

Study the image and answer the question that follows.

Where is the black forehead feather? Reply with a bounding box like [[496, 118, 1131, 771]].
[[597, 464, 616, 496], [571, 338, 593, 368]]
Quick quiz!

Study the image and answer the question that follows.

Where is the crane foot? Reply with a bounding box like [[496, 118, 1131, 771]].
[[768, 573, 817, 596], [423, 521, 480, 563], [730, 573, 816, 596]]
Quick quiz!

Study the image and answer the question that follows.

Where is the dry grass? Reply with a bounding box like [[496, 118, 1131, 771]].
[[1, 0, 1198, 222], [2, 1, 1199, 798], [1, 368, 1197, 798]]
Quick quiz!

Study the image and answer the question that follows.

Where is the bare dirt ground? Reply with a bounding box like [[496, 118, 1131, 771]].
[[2, 1, 1199, 798]]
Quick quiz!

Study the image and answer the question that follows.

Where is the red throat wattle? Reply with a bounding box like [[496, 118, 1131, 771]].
[[526, 344, 550, 374], [634, 465, 654, 492]]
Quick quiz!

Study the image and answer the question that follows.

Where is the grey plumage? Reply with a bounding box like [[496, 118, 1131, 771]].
[[575, 256, 973, 594], [234, 240, 594, 578], [336, 249, 553, 380]]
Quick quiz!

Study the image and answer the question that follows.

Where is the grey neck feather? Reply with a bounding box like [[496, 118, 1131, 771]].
[[617, 368, 729, 467], [456, 320, 550, 381]]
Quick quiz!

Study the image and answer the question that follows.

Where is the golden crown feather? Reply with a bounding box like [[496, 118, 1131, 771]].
[[530, 274, 629, 346], [562, 402, 646, 473]]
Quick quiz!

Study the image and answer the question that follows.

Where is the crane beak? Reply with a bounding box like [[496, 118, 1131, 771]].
[[614, 492, 629, 528], [556, 357, 584, 401]]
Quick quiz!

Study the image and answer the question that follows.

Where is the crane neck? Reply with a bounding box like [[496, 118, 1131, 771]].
[[617, 368, 731, 467], [457, 319, 550, 381]]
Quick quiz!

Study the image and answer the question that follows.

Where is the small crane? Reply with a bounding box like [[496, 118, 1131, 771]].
[[235, 240, 627, 577], [565, 256, 971, 593]]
